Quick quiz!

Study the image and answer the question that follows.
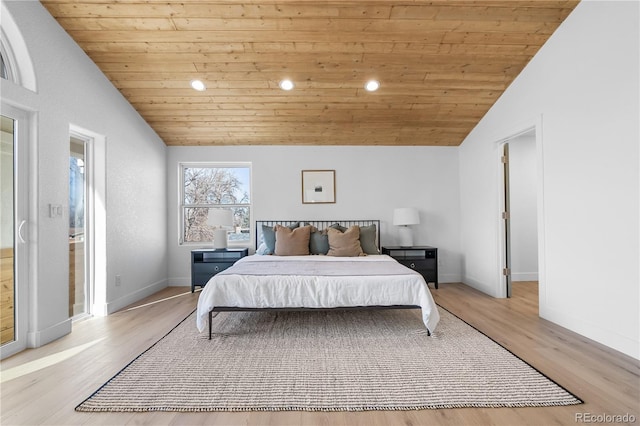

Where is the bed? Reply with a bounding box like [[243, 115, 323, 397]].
[[196, 220, 440, 338]]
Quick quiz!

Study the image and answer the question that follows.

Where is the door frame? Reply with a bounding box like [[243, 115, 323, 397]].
[[494, 115, 546, 302], [69, 131, 92, 319], [69, 124, 107, 317]]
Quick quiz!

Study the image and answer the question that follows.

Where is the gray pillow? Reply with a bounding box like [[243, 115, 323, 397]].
[[261, 222, 299, 254], [331, 222, 347, 232], [359, 224, 379, 254], [309, 229, 329, 255], [308, 223, 343, 255]]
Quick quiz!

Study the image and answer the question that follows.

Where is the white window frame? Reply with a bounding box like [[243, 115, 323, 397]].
[[179, 162, 252, 246]]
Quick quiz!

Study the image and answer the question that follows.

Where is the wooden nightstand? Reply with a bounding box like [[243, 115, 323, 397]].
[[382, 246, 438, 289], [191, 248, 248, 292]]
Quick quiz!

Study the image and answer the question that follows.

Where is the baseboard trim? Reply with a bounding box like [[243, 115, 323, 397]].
[[169, 277, 191, 287], [27, 317, 72, 348], [104, 279, 169, 315], [512, 272, 539, 281], [540, 305, 639, 360], [439, 273, 462, 284]]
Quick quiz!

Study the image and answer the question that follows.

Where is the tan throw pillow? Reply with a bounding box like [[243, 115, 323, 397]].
[[274, 224, 311, 256], [327, 226, 364, 257]]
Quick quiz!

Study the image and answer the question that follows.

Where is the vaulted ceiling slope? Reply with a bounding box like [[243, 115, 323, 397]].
[[41, 1, 579, 146]]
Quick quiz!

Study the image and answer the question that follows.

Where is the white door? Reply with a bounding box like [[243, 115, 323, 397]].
[[1, 104, 30, 359]]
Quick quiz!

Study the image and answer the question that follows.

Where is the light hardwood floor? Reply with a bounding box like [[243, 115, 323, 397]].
[[1, 282, 638, 426]]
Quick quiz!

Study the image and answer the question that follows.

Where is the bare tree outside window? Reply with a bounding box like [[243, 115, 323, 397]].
[[182, 165, 251, 244], [0, 52, 7, 80]]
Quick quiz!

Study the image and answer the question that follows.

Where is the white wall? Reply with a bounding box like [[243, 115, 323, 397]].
[[1, 2, 168, 346], [167, 146, 462, 285], [459, 0, 639, 359], [509, 134, 538, 281]]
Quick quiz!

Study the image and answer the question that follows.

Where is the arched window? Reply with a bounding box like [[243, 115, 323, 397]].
[[1, 30, 18, 84], [0, 2, 36, 91]]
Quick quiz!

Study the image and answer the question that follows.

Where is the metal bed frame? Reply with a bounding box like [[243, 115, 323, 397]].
[[207, 219, 423, 338]]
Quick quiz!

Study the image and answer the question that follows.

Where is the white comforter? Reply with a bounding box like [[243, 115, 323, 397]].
[[196, 254, 440, 333]]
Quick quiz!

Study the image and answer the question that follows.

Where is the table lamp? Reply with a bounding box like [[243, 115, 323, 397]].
[[393, 207, 420, 247], [207, 208, 233, 249]]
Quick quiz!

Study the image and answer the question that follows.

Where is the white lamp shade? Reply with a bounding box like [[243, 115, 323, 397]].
[[393, 207, 420, 226], [207, 208, 233, 228]]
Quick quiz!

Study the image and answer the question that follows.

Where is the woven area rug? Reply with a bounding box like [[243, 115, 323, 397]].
[[76, 308, 582, 412]]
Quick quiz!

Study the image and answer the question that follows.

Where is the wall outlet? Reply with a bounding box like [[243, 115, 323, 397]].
[[115, 275, 122, 287]]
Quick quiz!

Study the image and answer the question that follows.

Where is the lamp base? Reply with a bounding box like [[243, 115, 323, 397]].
[[398, 226, 414, 247], [213, 229, 228, 249]]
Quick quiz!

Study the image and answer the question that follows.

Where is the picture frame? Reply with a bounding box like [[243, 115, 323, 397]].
[[301, 170, 336, 204]]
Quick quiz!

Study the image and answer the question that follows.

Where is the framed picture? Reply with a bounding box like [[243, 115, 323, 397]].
[[302, 170, 336, 204]]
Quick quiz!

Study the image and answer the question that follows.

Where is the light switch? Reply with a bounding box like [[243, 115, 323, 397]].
[[49, 204, 63, 218]]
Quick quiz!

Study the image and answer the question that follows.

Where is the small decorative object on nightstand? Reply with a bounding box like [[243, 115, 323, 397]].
[[191, 248, 248, 292], [382, 246, 438, 289]]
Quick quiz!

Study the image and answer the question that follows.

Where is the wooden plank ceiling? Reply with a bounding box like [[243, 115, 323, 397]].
[[41, 0, 579, 146]]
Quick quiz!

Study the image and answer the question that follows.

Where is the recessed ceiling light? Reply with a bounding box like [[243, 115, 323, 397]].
[[190, 79, 206, 91], [279, 79, 294, 91], [365, 80, 380, 92]]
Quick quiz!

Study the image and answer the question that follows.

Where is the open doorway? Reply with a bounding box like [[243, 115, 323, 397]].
[[69, 136, 88, 318], [501, 130, 539, 300], [70, 125, 107, 317]]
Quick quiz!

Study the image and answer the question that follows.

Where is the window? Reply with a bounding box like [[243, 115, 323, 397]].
[[180, 163, 251, 245], [1, 28, 16, 84], [0, 52, 7, 80]]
